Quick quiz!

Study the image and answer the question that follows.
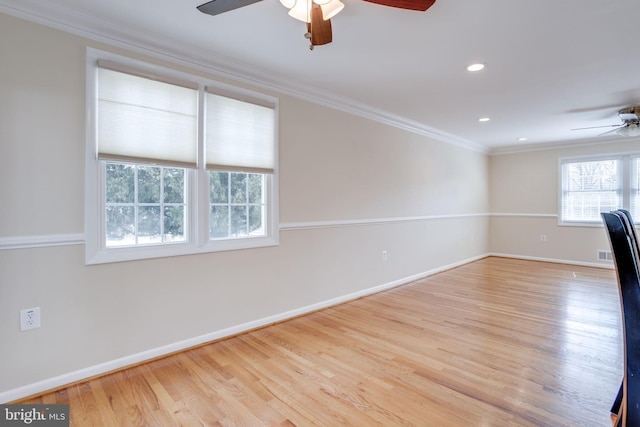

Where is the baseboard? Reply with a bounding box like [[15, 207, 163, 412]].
[[489, 252, 614, 269], [0, 253, 490, 403]]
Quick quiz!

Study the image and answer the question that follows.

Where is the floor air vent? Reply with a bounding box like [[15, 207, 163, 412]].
[[597, 250, 613, 262]]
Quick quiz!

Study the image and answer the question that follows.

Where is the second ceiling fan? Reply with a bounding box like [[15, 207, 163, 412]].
[[197, 0, 436, 49]]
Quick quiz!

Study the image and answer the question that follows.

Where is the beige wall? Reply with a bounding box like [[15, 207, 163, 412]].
[[0, 13, 490, 400], [490, 139, 640, 265]]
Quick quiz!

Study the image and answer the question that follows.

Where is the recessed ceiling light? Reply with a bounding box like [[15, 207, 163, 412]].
[[517, 137, 528, 142], [467, 63, 486, 72], [478, 117, 490, 122]]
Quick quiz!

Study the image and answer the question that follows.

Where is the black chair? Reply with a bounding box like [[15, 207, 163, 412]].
[[602, 211, 640, 426]]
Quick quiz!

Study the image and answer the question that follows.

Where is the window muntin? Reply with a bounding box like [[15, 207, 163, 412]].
[[85, 49, 279, 264]]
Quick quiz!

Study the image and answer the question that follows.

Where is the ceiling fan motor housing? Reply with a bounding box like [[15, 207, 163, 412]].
[[619, 106, 640, 123]]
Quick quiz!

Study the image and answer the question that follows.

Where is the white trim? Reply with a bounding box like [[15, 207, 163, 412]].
[[2, 211, 619, 251], [0, 253, 489, 403], [489, 252, 614, 270], [490, 213, 558, 219], [0, 0, 486, 155], [281, 213, 490, 231], [0, 234, 85, 250], [489, 135, 640, 156], [2, 213, 571, 250]]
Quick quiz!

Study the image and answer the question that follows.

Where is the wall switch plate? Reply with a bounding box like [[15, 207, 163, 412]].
[[20, 307, 41, 331]]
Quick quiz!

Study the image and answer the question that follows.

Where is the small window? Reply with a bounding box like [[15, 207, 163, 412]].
[[559, 155, 640, 225], [560, 158, 621, 223], [85, 49, 279, 264], [209, 171, 265, 239], [105, 162, 187, 247], [631, 157, 640, 219]]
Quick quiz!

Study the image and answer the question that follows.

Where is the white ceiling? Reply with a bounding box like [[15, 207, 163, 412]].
[[3, 0, 640, 153]]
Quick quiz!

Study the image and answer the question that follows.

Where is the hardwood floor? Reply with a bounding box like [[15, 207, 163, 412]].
[[22, 257, 622, 426]]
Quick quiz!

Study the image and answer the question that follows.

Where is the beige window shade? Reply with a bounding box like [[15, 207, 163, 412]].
[[205, 90, 275, 174], [97, 66, 198, 168]]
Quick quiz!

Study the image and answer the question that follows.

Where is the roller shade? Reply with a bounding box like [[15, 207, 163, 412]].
[[205, 89, 275, 174], [97, 63, 198, 168]]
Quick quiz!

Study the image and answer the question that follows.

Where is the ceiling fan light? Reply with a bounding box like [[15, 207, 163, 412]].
[[288, 0, 312, 22], [617, 123, 640, 137], [320, 0, 344, 20], [280, 0, 296, 8]]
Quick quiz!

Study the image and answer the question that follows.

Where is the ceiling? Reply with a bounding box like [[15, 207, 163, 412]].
[[2, 0, 640, 153]]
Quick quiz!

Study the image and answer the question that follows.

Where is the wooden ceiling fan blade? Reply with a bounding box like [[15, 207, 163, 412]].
[[197, 0, 262, 16], [362, 0, 435, 11], [307, 7, 332, 46]]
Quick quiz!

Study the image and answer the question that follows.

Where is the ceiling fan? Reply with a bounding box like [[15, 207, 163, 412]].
[[197, 0, 436, 49], [572, 106, 640, 137]]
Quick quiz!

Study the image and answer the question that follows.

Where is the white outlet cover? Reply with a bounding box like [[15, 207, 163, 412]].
[[20, 307, 41, 331]]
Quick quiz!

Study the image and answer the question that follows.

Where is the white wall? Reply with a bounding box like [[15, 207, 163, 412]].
[[490, 139, 640, 265], [0, 13, 490, 401]]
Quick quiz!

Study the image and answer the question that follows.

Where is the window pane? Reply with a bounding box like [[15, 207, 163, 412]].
[[106, 206, 135, 246], [164, 206, 185, 242], [210, 171, 229, 203], [248, 174, 263, 204], [138, 166, 161, 203], [566, 160, 618, 191], [164, 168, 185, 203], [138, 206, 161, 244], [249, 205, 263, 236], [230, 173, 247, 203], [210, 205, 229, 238], [231, 206, 247, 236], [106, 163, 134, 203], [564, 192, 619, 220]]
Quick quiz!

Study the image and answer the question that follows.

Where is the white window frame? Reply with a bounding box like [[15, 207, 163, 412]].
[[559, 153, 640, 226], [85, 49, 279, 264]]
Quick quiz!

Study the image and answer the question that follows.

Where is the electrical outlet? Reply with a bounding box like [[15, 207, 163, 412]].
[[20, 307, 41, 331]]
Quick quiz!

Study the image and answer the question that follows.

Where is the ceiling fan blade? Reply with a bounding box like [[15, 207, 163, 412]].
[[197, 0, 262, 16], [307, 7, 332, 46], [362, 0, 435, 11], [599, 127, 624, 137], [571, 124, 623, 131]]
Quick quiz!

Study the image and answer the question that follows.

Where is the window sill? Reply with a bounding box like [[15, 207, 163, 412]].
[[85, 235, 279, 265]]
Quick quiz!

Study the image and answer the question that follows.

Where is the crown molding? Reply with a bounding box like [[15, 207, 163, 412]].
[[0, 0, 488, 154], [489, 135, 640, 156]]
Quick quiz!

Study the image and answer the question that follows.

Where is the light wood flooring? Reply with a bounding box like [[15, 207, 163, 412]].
[[21, 257, 623, 426]]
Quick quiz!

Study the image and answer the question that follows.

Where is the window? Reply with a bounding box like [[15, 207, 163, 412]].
[[631, 157, 640, 217], [560, 155, 640, 224], [105, 163, 187, 247], [85, 49, 278, 264], [209, 172, 265, 239]]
